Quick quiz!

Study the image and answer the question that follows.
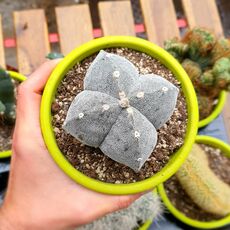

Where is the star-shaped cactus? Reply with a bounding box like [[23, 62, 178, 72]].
[[63, 50, 179, 171]]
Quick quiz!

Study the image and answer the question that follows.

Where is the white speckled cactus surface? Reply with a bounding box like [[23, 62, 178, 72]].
[[63, 50, 179, 171]]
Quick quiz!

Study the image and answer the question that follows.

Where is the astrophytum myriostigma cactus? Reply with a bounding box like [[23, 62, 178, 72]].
[[63, 50, 179, 171]]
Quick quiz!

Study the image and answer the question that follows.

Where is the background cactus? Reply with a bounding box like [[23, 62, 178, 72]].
[[164, 27, 230, 119], [63, 50, 179, 172], [176, 144, 230, 216], [78, 192, 163, 230], [46, 52, 64, 60], [0, 68, 16, 125]]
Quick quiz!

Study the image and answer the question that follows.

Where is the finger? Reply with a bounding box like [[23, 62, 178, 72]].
[[111, 193, 143, 211], [24, 59, 62, 94], [80, 193, 143, 225], [16, 59, 62, 130]]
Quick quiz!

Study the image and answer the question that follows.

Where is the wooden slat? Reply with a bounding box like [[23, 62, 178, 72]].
[[99, 1, 135, 36], [182, 0, 223, 37], [14, 9, 50, 75], [0, 15, 5, 68], [55, 5, 93, 55], [140, 0, 179, 46]]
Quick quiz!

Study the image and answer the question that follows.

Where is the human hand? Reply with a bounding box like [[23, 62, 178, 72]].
[[0, 60, 141, 230]]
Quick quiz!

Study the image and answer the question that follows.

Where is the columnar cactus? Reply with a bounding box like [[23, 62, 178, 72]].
[[176, 144, 230, 216], [164, 27, 230, 119], [78, 192, 163, 230], [0, 68, 16, 124], [63, 50, 179, 171]]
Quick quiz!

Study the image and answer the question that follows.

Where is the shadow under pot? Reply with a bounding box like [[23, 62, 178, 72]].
[[158, 135, 230, 229], [0, 70, 26, 159], [40, 36, 199, 195]]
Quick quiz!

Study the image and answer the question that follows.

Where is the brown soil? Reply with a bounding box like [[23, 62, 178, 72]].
[[52, 48, 187, 184], [165, 144, 230, 222], [0, 124, 13, 152], [198, 94, 217, 121]]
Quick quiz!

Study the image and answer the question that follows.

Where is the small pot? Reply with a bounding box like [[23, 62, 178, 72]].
[[0, 71, 26, 159], [158, 135, 230, 229], [40, 36, 199, 195], [139, 220, 152, 230], [198, 91, 227, 128]]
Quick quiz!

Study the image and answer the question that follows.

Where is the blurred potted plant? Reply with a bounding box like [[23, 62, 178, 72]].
[[158, 135, 230, 229], [164, 27, 230, 128], [0, 68, 26, 158]]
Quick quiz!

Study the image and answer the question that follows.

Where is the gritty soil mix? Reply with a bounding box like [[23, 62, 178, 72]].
[[52, 48, 188, 184], [0, 80, 17, 153], [0, 124, 13, 152], [165, 144, 230, 221]]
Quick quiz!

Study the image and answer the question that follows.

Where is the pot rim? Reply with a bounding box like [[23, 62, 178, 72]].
[[158, 135, 230, 229], [0, 71, 26, 159], [40, 36, 199, 195], [198, 91, 227, 128]]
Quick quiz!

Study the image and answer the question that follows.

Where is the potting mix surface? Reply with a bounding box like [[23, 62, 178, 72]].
[[52, 48, 187, 183], [165, 144, 230, 222], [0, 124, 12, 152]]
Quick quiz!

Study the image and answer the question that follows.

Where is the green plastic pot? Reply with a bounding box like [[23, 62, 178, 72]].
[[40, 36, 199, 195], [139, 220, 152, 230], [0, 71, 26, 159], [158, 135, 230, 229], [198, 91, 227, 128]]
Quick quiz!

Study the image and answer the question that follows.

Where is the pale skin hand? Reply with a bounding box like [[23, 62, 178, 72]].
[[0, 60, 142, 230]]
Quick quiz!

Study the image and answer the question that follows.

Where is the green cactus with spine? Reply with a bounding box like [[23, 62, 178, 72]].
[[176, 144, 230, 216], [0, 68, 16, 125], [164, 38, 188, 62], [164, 27, 230, 119]]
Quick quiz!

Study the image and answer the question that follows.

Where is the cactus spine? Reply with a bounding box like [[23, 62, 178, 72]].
[[176, 144, 230, 216]]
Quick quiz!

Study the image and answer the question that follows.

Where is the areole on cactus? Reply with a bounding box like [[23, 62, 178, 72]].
[[63, 50, 179, 171]]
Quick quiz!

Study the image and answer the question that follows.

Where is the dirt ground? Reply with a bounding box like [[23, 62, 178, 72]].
[[0, 0, 229, 68]]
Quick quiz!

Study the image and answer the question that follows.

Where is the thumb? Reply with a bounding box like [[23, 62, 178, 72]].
[[16, 59, 62, 129]]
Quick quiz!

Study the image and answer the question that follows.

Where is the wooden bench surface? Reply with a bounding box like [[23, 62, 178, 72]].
[[99, 1, 135, 36], [14, 9, 50, 75], [0, 0, 229, 141], [0, 15, 5, 68], [182, 0, 223, 37], [140, 0, 179, 46], [56, 5, 94, 55]]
